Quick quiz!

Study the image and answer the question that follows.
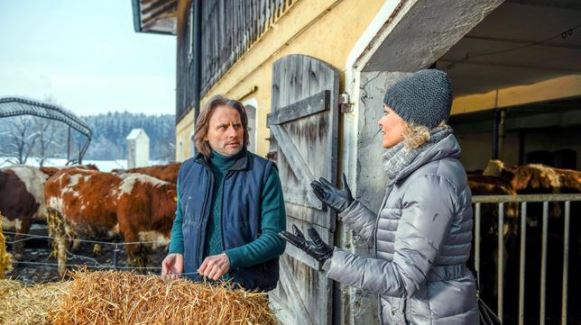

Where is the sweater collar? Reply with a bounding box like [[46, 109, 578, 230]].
[[195, 148, 249, 171]]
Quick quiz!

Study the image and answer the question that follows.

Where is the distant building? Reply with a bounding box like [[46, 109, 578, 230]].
[[126, 128, 149, 168]]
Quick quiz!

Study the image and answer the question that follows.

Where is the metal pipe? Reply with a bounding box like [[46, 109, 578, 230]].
[[561, 201, 570, 325], [540, 201, 549, 325], [497, 203, 504, 322], [472, 193, 581, 203], [518, 202, 527, 325], [492, 109, 500, 159], [475, 203, 481, 288]]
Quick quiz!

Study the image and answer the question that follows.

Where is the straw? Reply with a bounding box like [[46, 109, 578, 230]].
[[52, 270, 276, 325]]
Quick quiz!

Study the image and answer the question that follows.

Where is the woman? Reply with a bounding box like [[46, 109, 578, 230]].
[[280, 69, 479, 324]]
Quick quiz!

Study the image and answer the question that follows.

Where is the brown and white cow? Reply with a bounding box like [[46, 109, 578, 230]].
[[112, 162, 181, 184], [0, 165, 49, 258], [44, 168, 176, 274], [477, 160, 581, 320], [39, 163, 99, 178]]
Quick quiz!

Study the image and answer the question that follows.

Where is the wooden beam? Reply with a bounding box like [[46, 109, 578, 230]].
[[142, 14, 176, 31], [267, 90, 330, 126], [142, 0, 176, 15], [142, 0, 177, 26], [269, 125, 323, 210]]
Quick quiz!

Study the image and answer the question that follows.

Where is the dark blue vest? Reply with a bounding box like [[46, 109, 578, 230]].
[[177, 150, 279, 291]]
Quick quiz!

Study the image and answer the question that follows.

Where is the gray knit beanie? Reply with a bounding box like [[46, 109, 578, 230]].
[[383, 69, 452, 129]]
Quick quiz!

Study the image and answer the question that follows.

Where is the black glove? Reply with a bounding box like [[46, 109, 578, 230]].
[[278, 225, 333, 263], [310, 173, 353, 213]]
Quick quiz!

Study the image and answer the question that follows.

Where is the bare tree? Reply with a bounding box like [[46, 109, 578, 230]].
[[33, 118, 60, 166], [1, 116, 39, 164]]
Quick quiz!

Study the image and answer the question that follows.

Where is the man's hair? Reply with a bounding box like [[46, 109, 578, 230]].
[[193, 95, 249, 158]]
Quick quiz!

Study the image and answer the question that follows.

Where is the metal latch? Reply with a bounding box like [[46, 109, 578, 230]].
[[339, 92, 353, 113]]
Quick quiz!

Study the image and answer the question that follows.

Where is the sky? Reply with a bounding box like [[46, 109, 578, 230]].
[[0, 0, 176, 116]]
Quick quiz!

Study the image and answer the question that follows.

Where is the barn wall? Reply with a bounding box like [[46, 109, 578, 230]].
[[457, 131, 520, 171], [523, 127, 581, 169], [175, 0, 386, 161], [452, 75, 581, 115]]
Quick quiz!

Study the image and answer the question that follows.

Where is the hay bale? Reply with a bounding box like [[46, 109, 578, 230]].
[[0, 214, 13, 277], [0, 280, 70, 325], [0, 279, 22, 298], [53, 270, 276, 325]]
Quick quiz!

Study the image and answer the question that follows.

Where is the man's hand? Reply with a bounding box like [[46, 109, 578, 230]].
[[278, 225, 333, 263], [198, 253, 231, 280], [161, 253, 184, 280], [310, 173, 353, 213]]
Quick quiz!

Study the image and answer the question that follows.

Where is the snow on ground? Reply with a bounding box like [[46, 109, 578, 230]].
[[0, 157, 169, 172]]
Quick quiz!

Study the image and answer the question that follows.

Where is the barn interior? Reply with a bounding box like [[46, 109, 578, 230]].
[[438, 0, 581, 171]]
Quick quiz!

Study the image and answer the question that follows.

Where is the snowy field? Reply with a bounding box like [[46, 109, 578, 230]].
[[0, 157, 170, 172]]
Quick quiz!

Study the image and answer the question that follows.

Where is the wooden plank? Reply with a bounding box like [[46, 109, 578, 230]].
[[267, 90, 329, 126], [270, 125, 322, 209], [142, 0, 176, 15], [282, 215, 332, 270], [277, 257, 315, 324]]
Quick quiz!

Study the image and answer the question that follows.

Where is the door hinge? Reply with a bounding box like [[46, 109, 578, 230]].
[[339, 92, 353, 113]]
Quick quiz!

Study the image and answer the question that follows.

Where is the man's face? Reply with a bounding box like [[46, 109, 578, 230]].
[[204, 105, 244, 156]]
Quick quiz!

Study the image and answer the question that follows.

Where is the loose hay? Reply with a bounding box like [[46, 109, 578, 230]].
[[0, 214, 13, 277], [0, 280, 70, 325], [52, 270, 276, 325], [0, 279, 22, 298]]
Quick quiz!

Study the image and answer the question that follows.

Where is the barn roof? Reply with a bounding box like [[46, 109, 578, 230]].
[[131, 0, 177, 35], [126, 128, 149, 141]]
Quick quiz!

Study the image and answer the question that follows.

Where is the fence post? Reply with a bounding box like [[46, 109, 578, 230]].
[[113, 243, 119, 270]]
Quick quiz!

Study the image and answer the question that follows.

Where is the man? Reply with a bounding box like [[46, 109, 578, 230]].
[[161, 95, 286, 292]]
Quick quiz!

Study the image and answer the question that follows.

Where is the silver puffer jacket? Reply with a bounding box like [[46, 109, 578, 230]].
[[325, 134, 479, 324]]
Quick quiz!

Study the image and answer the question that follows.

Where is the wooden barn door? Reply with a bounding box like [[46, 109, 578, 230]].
[[267, 54, 339, 325]]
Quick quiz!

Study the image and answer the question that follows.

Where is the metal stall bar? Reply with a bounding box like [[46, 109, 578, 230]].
[[518, 202, 527, 325], [497, 202, 505, 322], [475, 203, 481, 288], [561, 201, 570, 325], [540, 201, 549, 325]]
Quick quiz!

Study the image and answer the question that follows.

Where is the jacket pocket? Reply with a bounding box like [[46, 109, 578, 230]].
[[427, 275, 477, 320]]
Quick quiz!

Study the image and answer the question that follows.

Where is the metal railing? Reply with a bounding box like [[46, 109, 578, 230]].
[[472, 193, 581, 325]]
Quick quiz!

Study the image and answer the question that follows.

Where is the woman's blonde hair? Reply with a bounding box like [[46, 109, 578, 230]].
[[402, 121, 450, 149], [193, 95, 249, 158]]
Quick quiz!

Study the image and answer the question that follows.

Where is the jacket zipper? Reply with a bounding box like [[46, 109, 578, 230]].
[[376, 182, 394, 324], [199, 167, 213, 266], [220, 170, 231, 254]]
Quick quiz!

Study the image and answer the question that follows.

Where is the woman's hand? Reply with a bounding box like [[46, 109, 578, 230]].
[[278, 225, 333, 263], [161, 253, 184, 280], [310, 173, 353, 213]]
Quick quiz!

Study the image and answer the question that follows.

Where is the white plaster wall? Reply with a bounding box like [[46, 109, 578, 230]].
[[128, 134, 150, 168], [135, 136, 150, 167]]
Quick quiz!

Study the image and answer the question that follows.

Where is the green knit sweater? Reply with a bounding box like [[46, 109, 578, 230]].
[[168, 151, 286, 271]]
